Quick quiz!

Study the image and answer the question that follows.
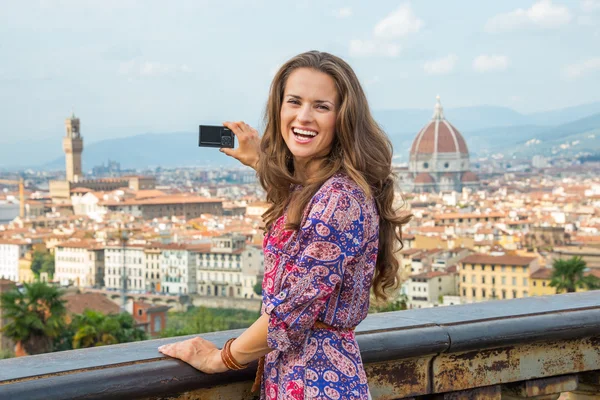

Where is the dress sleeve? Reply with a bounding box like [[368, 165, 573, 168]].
[[264, 189, 365, 352]]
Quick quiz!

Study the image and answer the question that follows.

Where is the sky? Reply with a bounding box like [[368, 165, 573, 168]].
[[1, 0, 599, 144]]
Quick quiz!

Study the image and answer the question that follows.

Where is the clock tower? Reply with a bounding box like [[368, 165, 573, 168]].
[[63, 112, 83, 182]]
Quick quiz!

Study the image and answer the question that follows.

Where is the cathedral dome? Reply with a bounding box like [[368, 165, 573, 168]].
[[410, 96, 469, 157]]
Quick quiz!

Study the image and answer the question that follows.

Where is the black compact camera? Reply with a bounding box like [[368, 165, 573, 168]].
[[198, 125, 235, 148]]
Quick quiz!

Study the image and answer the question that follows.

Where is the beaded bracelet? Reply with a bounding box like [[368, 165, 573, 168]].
[[220, 338, 249, 370]]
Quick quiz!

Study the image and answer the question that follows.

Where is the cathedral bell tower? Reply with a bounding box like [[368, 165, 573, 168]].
[[63, 112, 84, 182]]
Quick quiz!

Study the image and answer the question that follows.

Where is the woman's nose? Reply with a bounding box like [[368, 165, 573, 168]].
[[297, 105, 313, 123]]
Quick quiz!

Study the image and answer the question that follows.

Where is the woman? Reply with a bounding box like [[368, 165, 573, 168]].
[[158, 50, 411, 399]]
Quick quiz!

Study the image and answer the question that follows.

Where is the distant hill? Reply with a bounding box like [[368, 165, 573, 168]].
[[41, 132, 240, 170], [0, 101, 598, 170]]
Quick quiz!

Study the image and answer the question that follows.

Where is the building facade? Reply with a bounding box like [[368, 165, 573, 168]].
[[104, 244, 147, 292], [54, 242, 105, 288], [0, 240, 31, 282], [407, 271, 458, 309], [196, 234, 263, 299], [459, 254, 540, 303]]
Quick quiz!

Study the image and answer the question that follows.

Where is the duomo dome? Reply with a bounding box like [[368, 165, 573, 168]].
[[397, 96, 479, 193]]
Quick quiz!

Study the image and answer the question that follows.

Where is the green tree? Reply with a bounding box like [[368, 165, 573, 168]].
[[550, 256, 600, 293], [30, 250, 45, 278], [369, 293, 408, 313], [29, 251, 55, 279], [0, 282, 67, 356], [54, 310, 147, 351]]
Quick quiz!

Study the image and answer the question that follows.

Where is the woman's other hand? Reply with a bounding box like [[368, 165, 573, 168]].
[[158, 336, 228, 374], [221, 121, 261, 170]]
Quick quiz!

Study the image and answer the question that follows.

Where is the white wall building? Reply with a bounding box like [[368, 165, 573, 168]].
[[104, 244, 147, 292], [407, 271, 458, 309], [0, 240, 30, 282], [160, 244, 197, 295], [54, 241, 105, 288], [196, 234, 263, 299]]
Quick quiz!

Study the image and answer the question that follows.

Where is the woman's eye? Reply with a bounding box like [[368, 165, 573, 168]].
[[317, 104, 330, 110], [288, 99, 300, 105]]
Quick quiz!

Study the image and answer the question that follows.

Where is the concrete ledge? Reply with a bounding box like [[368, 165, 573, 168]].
[[0, 292, 599, 399]]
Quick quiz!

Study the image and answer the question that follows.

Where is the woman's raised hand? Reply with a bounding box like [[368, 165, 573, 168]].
[[221, 121, 261, 170], [158, 336, 228, 374]]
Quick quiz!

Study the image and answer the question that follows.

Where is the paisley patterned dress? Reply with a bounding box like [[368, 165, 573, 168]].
[[260, 172, 380, 400]]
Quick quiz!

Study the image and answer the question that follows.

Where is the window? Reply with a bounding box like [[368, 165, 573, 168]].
[[462, 288, 466, 296], [502, 276, 506, 285], [138, 309, 143, 316], [462, 275, 466, 283], [512, 290, 517, 298], [542, 281, 546, 287], [482, 276, 486, 284], [502, 290, 506, 299], [444, 162, 449, 168], [482, 289, 487, 298], [512, 277, 517, 286], [533, 281, 537, 287], [423, 162, 429, 168], [472, 288, 476, 297], [523, 278, 528, 286], [154, 316, 162, 332]]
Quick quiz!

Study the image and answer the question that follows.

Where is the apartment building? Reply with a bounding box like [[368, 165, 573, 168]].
[[104, 244, 147, 292], [160, 244, 197, 295], [458, 254, 539, 303], [55, 241, 105, 288], [0, 239, 31, 282], [407, 271, 458, 309], [196, 234, 263, 299]]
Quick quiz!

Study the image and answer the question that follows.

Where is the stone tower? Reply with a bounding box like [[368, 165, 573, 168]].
[[63, 112, 83, 182]]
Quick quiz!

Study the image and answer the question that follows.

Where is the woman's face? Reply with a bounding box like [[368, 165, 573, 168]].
[[280, 68, 338, 168]]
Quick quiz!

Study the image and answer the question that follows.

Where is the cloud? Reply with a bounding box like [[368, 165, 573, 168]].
[[374, 3, 423, 39], [423, 54, 458, 75], [581, 0, 600, 12], [564, 57, 600, 79], [118, 61, 192, 77], [473, 55, 509, 72], [349, 40, 401, 58], [485, 0, 572, 33], [349, 3, 421, 58], [334, 7, 352, 18]]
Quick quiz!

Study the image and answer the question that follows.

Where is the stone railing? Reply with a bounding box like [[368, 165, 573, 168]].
[[0, 291, 599, 399]]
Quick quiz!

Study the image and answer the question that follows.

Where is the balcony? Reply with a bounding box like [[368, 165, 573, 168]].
[[0, 291, 599, 399]]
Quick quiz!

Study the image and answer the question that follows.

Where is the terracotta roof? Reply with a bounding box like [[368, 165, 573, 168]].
[[414, 173, 435, 184], [412, 271, 449, 280], [460, 254, 537, 266], [461, 171, 479, 182], [101, 195, 223, 207], [531, 268, 553, 279], [64, 292, 121, 315], [434, 212, 505, 220], [410, 120, 469, 155], [56, 240, 104, 250]]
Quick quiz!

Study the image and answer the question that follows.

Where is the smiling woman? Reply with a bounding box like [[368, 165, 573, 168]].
[[159, 51, 412, 400]]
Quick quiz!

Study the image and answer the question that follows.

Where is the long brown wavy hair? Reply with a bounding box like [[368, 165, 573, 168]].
[[257, 51, 412, 302]]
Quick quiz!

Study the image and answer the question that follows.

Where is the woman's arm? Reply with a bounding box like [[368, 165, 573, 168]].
[[229, 312, 272, 365], [157, 313, 273, 373]]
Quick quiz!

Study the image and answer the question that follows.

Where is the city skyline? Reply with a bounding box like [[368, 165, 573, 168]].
[[1, 0, 599, 145]]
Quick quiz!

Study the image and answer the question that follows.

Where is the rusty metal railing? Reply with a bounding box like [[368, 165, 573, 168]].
[[0, 291, 599, 399]]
